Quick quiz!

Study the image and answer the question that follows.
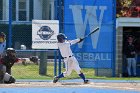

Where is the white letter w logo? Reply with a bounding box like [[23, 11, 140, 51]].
[[69, 5, 107, 49]]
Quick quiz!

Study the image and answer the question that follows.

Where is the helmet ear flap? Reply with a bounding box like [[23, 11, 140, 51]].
[[58, 37, 63, 43]]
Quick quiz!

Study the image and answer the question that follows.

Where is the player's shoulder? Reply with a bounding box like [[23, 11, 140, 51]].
[[58, 41, 69, 44]]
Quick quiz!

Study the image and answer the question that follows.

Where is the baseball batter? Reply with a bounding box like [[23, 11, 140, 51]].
[[53, 33, 89, 84]]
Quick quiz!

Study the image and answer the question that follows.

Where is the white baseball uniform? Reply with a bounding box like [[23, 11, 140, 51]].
[[58, 38, 81, 77]]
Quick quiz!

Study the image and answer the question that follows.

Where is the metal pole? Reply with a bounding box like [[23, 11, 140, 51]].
[[58, 0, 62, 75], [112, 0, 116, 77], [54, 50, 57, 76], [9, 0, 12, 47], [54, 0, 58, 20], [39, 51, 47, 75], [58, 0, 62, 33], [58, 50, 61, 75]]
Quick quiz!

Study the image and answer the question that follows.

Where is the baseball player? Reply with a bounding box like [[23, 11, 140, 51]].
[[1, 48, 19, 75], [0, 32, 6, 59], [0, 48, 17, 84], [53, 33, 89, 84]]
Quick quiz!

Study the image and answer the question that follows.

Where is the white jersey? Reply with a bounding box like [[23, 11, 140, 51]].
[[0, 41, 6, 54], [58, 39, 80, 58], [58, 38, 81, 77]]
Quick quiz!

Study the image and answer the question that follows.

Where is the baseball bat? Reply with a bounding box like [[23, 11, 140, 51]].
[[83, 27, 99, 39]]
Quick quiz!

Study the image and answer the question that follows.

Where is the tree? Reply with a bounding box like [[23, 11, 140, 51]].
[[117, 0, 140, 17]]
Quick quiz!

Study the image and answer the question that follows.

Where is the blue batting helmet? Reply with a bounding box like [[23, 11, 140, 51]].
[[57, 33, 67, 43]]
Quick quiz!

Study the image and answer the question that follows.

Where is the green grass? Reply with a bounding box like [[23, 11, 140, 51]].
[[12, 63, 96, 80], [12, 63, 54, 80], [12, 63, 140, 80]]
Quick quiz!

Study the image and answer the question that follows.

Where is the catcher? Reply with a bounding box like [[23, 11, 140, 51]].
[[0, 48, 19, 74], [53, 33, 89, 84], [0, 48, 19, 83]]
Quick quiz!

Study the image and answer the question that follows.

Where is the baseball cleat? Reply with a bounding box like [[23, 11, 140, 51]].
[[53, 76, 59, 83], [84, 80, 89, 84]]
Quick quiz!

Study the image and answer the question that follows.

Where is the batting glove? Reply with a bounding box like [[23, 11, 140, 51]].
[[78, 38, 84, 43]]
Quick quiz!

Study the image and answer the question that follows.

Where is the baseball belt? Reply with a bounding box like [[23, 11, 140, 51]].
[[63, 55, 74, 59]]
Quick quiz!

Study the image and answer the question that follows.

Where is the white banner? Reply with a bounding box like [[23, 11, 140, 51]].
[[32, 20, 59, 49]]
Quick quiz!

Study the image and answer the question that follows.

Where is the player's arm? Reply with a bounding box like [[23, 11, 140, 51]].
[[11, 55, 20, 63], [69, 38, 81, 45]]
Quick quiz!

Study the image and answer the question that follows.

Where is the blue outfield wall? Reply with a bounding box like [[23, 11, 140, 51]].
[[64, 0, 115, 69]]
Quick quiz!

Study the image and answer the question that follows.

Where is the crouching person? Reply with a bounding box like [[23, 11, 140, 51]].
[[1, 48, 19, 74], [0, 64, 15, 84], [0, 48, 19, 84]]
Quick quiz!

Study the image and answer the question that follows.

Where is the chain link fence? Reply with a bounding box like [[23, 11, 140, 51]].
[[12, 50, 61, 80], [0, 0, 64, 80], [0, 0, 97, 80]]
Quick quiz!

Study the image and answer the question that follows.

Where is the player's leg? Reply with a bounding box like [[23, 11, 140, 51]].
[[72, 57, 89, 84], [6, 68, 11, 75], [53, 59, 73, 83], [4, 72, 16, 84], [79, 72, 89, 84], [0, 65, 4, 83], [132, 58, 136, 77], [0, 65, 6, 83], [53, 73, 64, 83], [127, 58, 132, 76]]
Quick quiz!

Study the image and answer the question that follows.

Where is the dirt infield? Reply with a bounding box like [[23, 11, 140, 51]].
[[0, 81, 140, 91]]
